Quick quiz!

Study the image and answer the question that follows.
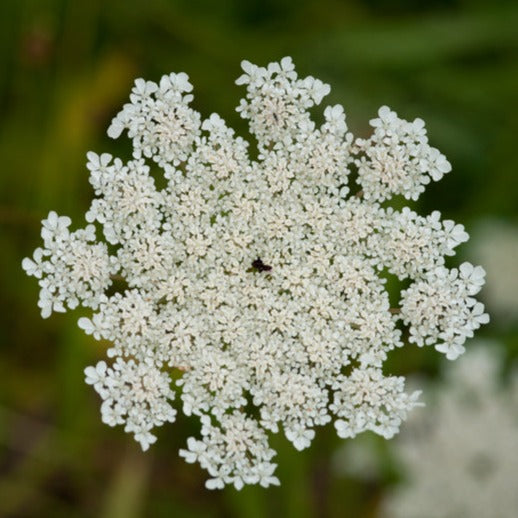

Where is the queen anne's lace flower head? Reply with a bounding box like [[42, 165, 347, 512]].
[[23, 57, 488, 489]]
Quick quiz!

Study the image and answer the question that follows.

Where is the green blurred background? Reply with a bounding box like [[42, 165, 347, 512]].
[[1, 0, 517, 516]]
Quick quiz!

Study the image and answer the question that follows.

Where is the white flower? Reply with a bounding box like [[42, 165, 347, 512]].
[[401, 265, 489, 360], [380, 344, 518, 518], [23, 57, 487, 488], [134, 431, 157, 452], [285, 426, 315, 451], [255, 462, 280, 488], [182, 412, 279, 491], [41, 211, 71, 244], [370, 105, 398, 128], [356, 106, 451, 201], [442, 219, 469, 251], [84, 360, 107, 384], [84, 358, 176, 448], [179, 437, 206, 464]]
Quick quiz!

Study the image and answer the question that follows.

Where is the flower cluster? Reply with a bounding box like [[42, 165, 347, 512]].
[[380, 343, 518, 518], [84, 358, 177, 451], [23, 57, 488, 489], [401, 262, 488, 360], [354, 106, 452, 202], [22, 212, 115, 317]]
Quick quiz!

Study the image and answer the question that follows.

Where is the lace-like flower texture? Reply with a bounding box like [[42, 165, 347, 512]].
[[22, 57, 489, 489]]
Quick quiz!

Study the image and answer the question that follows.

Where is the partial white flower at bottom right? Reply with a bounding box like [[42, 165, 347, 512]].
[[380, 342, 518, 518]]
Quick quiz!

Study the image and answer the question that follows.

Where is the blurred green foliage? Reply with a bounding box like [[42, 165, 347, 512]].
[[1, 0, 517, 516]]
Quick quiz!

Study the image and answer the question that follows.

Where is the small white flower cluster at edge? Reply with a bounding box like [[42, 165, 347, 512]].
[[22, 57, 488, 489]]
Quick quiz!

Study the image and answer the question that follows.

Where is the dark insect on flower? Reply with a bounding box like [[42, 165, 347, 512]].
[[251, 258, 272, 272]]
